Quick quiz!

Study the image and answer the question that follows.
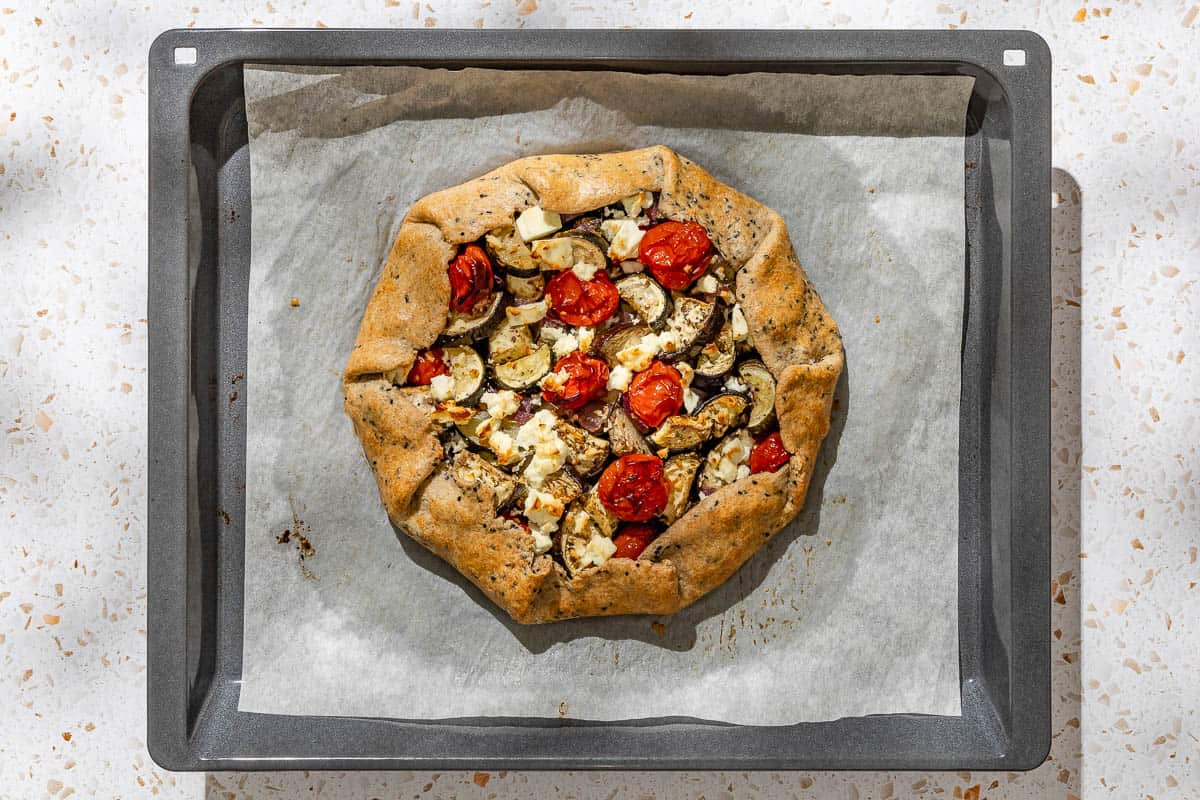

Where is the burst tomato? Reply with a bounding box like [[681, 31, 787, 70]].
[[447, 243, 494, 313], [406, 348, 449, 385], [546, 270, 620, 326], [611, 523, 658, 559], [598, 454, 668, 522], [542, 352, 610, 410], [637, 221, 714, 290], [624, 360, 684, 429], [749, 431, 791, 474]]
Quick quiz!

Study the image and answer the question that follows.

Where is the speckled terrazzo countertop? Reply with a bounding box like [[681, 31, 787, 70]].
[[2, 1, 1197, 798]]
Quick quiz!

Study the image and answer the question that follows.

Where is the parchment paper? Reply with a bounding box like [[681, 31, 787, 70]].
[[237, 66, 971, 724]]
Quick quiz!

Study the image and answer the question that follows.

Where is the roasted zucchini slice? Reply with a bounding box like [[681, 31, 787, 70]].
[[596, 323, 652, 364], [439, 346, 486, 405], [442, 291, 507, 342], [737, 359, 778, 434], [615, 273, 672, 330], [541, 469, 584, 509], [505, 272, 545, 302], [492, 343, 551, 391], [579, 486, 620, 537], [661, 452, 702, 525], [558, 508, 615, 576], [648, 414, 712, 453], [485, 225, 540, 278], [488, 317, 534, 365], [531, 234, 608, 277]]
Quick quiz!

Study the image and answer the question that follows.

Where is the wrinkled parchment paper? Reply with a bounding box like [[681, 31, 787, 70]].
[[237, 66, 971, 724]]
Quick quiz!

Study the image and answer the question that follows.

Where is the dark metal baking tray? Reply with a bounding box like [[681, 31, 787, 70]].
[[147, 28, 1050, 771]]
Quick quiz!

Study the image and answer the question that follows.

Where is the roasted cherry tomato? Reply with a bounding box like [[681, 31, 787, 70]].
[[542, 351, 610, 410], [598, 454, 668, 522], [546, 269, 620, 327], [447, 243, 495, 313], [625, 360, 684, 429], [637, 221, 714, 290], [749, 431, 791, 474], [406, 348, 449, 385], [611, 523, 658, 559]]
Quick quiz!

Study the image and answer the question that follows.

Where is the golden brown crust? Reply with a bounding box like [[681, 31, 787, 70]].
[[344, 146, 843, 623]]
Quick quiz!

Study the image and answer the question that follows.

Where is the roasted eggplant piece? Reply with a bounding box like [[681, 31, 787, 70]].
[[660, 452, 702, 525], [542, 469, 584, 509], [648, 414, 712, 453], [505, 272, 545, 302], [606, 405, 653, 456], [596, 323, 653, 363], [579, 486, 620, 537], [554, 418, 611, 478], [696, 392, 749, 439], [660, 296, 721, 361], [737, 359, 778, 434], [450, 450, 517, 509], [488, 317, 534, 365], [615, 273, 673, 330], [531, 234, 608, 276], [440, 346, 487, 404], [693, 320, 737, 383], [567, 215, 605, 238], [442, 291, 507, 342], [558, 508, 615, 576], [492, 343, 551, 391], [485, 225, 540, 278]]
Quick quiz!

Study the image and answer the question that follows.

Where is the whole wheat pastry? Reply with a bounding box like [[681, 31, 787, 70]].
[[344, 146, 842, 623]]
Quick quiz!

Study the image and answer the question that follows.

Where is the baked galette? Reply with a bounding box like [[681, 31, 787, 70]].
[[344, 146, 842, 623]]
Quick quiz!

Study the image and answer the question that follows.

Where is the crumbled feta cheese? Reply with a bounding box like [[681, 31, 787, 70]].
[[656, 329, 683, 358], [615, 331, 663, 372], [552, 332, 579, 357], [724, 375, 749, 394], [676, 362, 695, 387], [539, 324, 564, 344], [601, 219, 645, 261], [620, 190, 654, 218], [736, 464, 752, 481], [571, 259, 603, 281], [524, 487, 565, 533], [576, 327, 595, 353], [481, 389, 520, 419], [607, 364, 633, 392], [683, 387, 700, 413], [730, 304, 749, 341], [506, 299, 548, 325], [515, 410, 568, 488], [531, 529, 554, 554], [429, 373, 454, 401], [619, 259, 644, 274], [696, 274, 719, 294], [531, 237, 574, 269], [575, 532, 617, 568], [515, 206, 562, 242], [487, 429, 518, 465], [707, 430, 754, 486], [539, 368, 571, 394], [475, 413, 500, 440]]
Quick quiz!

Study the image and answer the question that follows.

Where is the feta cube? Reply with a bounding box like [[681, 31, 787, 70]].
[[730, 304, 749, 341], [607, 364, 633, 392], [515, 206, 562, 242], [552, 332, 580, 357], [571, 259, 603, 281], [615, 332, 663, 372], [620, 190, 654, 218], [576, 532, 618, 568], [481, 389, 520, 419], [531, 529, 554, 554], [696, 274, 719, 294], [601, 219, 645, 261], [531, 237, 574, 269], [576, 327, 595, 353], [429, 373, 454, 401], [683, 387, 700, 413]]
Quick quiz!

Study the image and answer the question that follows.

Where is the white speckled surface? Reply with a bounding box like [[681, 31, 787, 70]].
[[1, 1, 1196, 798]]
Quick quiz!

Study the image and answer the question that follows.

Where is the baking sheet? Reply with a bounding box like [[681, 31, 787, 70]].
[[237, 66, 971, 724]]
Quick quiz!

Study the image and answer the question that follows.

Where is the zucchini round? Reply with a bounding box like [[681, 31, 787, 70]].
[[648, 414, 712, 453], [531, 234, 608, 276], [660, 452, 702, 525], [485, 225, 540, 278], [441, 346, 486, 405], [488, 317, 534, 365], [695, 392, 749, 440], [615, 273, 673, 331], [493, 343, 551, 391], [737, 359, 777, 434], [441, 291, 507, 342]]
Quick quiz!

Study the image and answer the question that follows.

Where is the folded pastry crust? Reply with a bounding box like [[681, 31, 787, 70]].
[[344, 146, 843, 623]]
